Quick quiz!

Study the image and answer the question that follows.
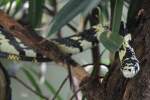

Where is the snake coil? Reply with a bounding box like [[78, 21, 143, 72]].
[[0, 24, 140, 78]]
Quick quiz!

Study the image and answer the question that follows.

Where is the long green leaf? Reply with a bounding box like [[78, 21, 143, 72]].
[[30, 68, 63, 100], [0, 0, 9, 6], [111, 0, 124, 34], [45, 80, 63, 100], [22, 68, 42, 94], [100, 31, 123, 53], [28, 0, 44, 28], [99, 0, 109, 24], [12, 0, 23, 16], [49, 0, 101, 36], [100, 0, 123, 53]]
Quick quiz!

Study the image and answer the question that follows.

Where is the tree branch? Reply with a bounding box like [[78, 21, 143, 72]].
[[0, 10, 89, 82]]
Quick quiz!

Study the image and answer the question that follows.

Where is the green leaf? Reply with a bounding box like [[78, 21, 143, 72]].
[[100, 0, 124, 53], [22, 68, 42, 94], [99, 0, 109, 24], [0, 0, 9, 6], [111, 0, 124, 35], [100, 31, 123, 53], [30, 68, 63, 100], [45, 80, 63, 100], [48, 0, 101, 36], [12, 0, 24, 16], [28, 0, 44, 28]]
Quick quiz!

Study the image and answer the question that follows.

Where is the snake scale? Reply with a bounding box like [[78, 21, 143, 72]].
[[0, 24, 140, 78]]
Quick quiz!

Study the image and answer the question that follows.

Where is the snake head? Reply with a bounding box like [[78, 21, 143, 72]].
[[121, 59, 140, 78]]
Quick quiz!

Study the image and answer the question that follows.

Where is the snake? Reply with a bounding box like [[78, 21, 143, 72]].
[[0, 24, 140, 78]]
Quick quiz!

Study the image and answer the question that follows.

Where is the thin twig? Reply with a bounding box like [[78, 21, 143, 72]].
[[100, 49, 106, 57], [69, 87, 83, 100], [11, 75, 49, 100], [69, 79, 90, 100], [52, 75, 68, 100], [66, 23, 77, 33], [43, 5, 55, 16], [67, 63, 79, 100]]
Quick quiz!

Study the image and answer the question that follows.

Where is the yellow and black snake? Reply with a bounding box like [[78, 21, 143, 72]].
[[0, 24, 140, 78]]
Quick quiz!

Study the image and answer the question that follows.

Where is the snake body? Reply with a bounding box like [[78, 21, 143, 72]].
[[0, 24, 140, 78], [0, 25, 105, 61], [119, 34, 140, 78]]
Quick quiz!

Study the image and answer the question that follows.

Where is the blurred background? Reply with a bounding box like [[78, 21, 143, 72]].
[[0, 0, 134, 99]]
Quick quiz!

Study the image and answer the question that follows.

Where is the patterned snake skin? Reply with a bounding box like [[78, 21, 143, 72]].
[[0, 24, 140, 78]]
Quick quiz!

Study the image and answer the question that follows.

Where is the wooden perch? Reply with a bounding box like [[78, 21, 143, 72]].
[[0, 10, 89, 81]]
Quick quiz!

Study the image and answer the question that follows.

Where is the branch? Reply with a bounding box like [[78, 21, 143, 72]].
[[0, 10, 89, 82], [52, 75, 68, 100]]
